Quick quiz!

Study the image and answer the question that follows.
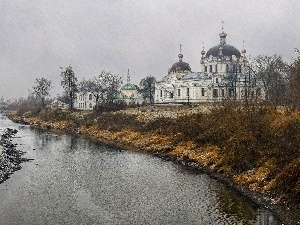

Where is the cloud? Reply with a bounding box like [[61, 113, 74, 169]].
[[0, 0, 299, 99]]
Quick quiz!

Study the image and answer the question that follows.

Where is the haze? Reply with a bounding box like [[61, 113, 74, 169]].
[[0, 0, 299, 99]]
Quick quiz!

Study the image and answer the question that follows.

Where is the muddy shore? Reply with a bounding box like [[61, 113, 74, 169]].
[[7, 111, 300, 225]]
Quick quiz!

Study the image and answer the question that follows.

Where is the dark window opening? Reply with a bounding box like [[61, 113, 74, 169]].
[[229, 88, 234, 97], [221, 89, 225, 97], [201, 88, 205, 96], [213, 89, 218, 98]]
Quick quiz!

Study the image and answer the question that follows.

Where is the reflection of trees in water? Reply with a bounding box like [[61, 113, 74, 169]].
[[215, 185, 277, 225], [216, 187, 255, 224]]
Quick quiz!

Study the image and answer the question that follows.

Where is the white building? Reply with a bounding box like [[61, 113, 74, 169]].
[[50, 99, 69, 109], [155, 29, 264, 104], [75, 92, 96, 110]]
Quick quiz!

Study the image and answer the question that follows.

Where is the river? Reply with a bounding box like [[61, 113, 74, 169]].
[[0, 113, 280, 225]]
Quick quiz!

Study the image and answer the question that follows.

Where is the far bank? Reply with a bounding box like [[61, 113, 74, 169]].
[[7, 103, 300, 225]]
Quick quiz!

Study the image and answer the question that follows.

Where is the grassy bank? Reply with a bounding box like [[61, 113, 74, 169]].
[[8, 102, 300, 224]]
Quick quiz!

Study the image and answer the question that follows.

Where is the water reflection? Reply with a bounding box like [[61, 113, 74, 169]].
[[0, 115, 281, 224]]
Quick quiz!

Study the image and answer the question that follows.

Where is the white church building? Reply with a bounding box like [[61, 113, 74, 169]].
[[155, 28, 264, 104]]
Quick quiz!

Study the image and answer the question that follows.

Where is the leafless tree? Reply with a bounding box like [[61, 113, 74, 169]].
[[287, 54, 300, 106], [251, 55, 287, 104], [29, 77, 52, 108], [139, 75, 156, 104], [60, 66, 77, 109], [79, 70, 122, 106]]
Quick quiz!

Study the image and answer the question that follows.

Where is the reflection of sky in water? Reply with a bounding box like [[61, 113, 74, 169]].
[[0, 115, 280, 224]]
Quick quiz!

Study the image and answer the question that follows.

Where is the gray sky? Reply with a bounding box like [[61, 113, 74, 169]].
[[0, 0, 299, 99]]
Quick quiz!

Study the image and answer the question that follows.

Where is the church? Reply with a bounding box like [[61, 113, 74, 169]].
[[154, 28, 264, 104]]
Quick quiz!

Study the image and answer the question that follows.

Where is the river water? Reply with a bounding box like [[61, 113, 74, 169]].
[[0, 113, 280, 225]]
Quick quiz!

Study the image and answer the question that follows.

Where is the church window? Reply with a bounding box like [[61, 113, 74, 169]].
[[170, 92, 174, 98], [178, 89, 181, 97], [187, 88, 190, 97], [160, 90, 162, 98], [201, 88, 205, 96], [221, 89, 225, 97], [213, 89, 218, 98], [89, 94, 92, 100], [204, 66, 207, 72], [215, 65, 218, 72], [229, 88, 234, 97], [226, 64, 229, 72], [216, 78, 219, 83], [209, 65, 212, 72], [89, 103, 92, 108]]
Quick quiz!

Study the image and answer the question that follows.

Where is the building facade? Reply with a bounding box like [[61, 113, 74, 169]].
[[155, 29, 264, 104], [75, 92, 97, 110]]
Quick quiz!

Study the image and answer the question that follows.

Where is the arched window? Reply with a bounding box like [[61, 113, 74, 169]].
[[89, 94, 92, 100]]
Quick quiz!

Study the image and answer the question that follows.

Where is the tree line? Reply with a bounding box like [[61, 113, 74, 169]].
[[29, 66, 156, 110]]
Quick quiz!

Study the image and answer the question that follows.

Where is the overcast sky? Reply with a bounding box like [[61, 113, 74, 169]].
[[0, 0, 299, 99]]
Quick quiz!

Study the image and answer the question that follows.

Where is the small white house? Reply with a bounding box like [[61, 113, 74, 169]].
[[74, 92, 96, 110], [50, 100, 69, 109]]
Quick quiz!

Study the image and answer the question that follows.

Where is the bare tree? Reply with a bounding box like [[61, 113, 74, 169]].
[[29, 77, 52, 108], [139, 75, 156, 104], [251, 55, 287, 104], [60, 66, 77, 109], [78, 70, 122, 105], [287, 54, 300, 106]]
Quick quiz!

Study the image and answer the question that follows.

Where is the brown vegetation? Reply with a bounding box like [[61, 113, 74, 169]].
[[7, 101, 300, 223]]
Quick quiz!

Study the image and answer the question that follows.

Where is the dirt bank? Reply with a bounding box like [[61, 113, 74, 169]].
[[7, 106, 300, 225]]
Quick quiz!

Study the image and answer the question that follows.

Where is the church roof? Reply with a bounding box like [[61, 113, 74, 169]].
[[182, 72, 212, 80], [206, 44, 241, 58], [120, 83, 137, 90], [169, 61, 191, 73]]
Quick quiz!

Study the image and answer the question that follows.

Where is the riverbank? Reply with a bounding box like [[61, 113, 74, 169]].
[[7, 103, 300, 224], [0, 128, 27, 183]]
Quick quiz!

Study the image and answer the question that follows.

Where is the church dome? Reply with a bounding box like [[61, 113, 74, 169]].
[[206, 44, 241, 58], [169, 61, 191, 73], [121, 83, 137, 90]]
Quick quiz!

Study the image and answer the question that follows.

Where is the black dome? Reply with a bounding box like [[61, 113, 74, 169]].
[[169, 61, 191, 73], [206, 44, 241, 58]]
